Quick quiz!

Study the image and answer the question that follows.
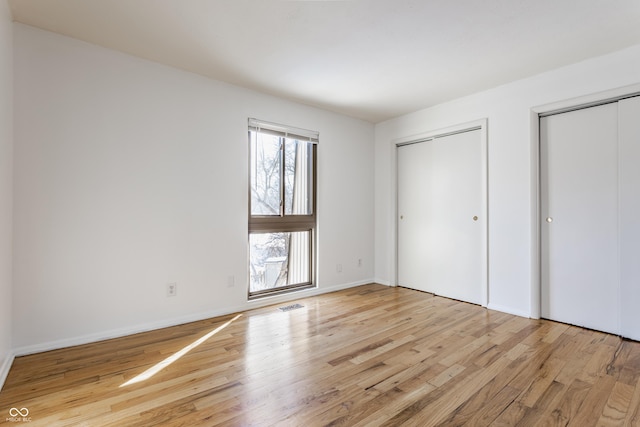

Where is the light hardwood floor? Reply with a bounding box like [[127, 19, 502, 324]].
[[1, 284, 640, 426]]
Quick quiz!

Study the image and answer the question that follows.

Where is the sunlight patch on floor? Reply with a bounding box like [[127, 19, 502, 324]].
[[120, 314, 242, 387]]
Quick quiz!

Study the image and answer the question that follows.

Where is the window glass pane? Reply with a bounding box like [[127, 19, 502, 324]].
[[248, 120, 317, 299], [249, 231, 311, 293], [284, 139, 313, 215], [250, 132, 281, 216]]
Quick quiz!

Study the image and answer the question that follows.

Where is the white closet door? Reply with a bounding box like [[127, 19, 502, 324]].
[[397, 141, 429, 293], [619, 96, 640, 341], [397, 129, 484, 305], [540, 103, 619, 335]]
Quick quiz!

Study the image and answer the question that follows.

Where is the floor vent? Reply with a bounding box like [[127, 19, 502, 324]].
[[279, 303, 304, 312]]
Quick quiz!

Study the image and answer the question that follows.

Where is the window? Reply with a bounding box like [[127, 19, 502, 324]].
[[248, 119, 318, 299]]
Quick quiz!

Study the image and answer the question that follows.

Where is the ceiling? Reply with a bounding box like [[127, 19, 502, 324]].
[[8, 0, 640, 123]]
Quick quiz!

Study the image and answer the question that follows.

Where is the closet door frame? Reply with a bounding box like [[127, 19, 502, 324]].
[[391, 119, 488, 308], [531, 83, 640, 321]]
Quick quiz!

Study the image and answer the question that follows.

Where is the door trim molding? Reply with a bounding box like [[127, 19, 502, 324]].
[[391, 119, 488, 307], [530, 82, 640, 320]]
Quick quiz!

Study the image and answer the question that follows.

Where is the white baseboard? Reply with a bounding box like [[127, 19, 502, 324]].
[[487, 303, 531, 319], [373, 278, 392, 286], [14, 279, 374, 357], [0, 351, 15, 391]]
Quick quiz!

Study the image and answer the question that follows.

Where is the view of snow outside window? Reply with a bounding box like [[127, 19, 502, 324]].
[[249, 231, 310, 292], [249, 131, 313, 293]]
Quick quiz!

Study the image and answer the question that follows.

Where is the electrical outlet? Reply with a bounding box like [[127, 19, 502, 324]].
[[337, 264, 342, 273], [167, 282, 177, 297], [358, 258, 362, 267], [227, 275, 235, 287]]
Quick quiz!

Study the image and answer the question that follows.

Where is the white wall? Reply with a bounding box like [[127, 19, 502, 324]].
[[13, 24, 375, 353], [375, 44, 640, 317], [0, 0, 14, 388]]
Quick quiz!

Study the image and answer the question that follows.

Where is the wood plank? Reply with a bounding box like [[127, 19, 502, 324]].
[[1, 284, 639, 426], [598, 381, 635, 426]]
